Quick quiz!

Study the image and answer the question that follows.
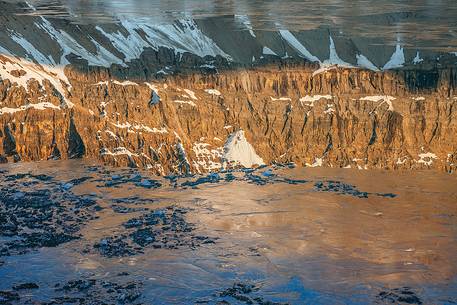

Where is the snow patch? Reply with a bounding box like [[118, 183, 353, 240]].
[[97, 18, 232, 62], [138, 19, 232, 60], [144, 82, 161, 104], [312, 65, 337, 76], [313, 36, 355, 76], [96, 21, 150, 63], [356, 54, 379, 71], [223, 130, 264, 168], [383, 43, 405, 70], [323, 36, 354, 68], [183, 89, 197, 100], [101, 147, 138, 157], [10, 31, 56, 66], [174, 100, 196, 107], [0, 51, 72, 107], [36, 17, 123, 67], [262, 46, 277, 56], [324, 104, 335, 114], [0, 102, 60, 116], [94, 80, 139, 86], [270, 97, 291, 101], [199, 64, 216, 70], [306, 157, 323, 167], [279, 30, 320, 62], [412, 97, 425, 101], [235, 15, 256, 38], [417, 152, 438, 166], [104, 130, 118, 139], [111, 122, 168, 134], [144, 82, 159, 92], [396, 157, 408, 165], [175, 141, 191, 173], [299, 95, 333, 107], [360, 95, 396, 111], [205, 89, 221, 96], [413, 51, 424, 64], [192, 142, 223, 172], [136, 125, 168, 134]]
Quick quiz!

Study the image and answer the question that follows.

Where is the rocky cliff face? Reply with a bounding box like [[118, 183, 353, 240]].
[[1, 61, 456, 173], [1, 1, 457, 173]]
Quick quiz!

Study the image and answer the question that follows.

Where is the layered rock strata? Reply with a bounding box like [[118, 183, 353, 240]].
[[1, 61, 456, 173]]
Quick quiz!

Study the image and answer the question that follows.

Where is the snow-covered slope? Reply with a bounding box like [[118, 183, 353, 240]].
[[0, 0, 455, 76], [223, 130, 264, 168]]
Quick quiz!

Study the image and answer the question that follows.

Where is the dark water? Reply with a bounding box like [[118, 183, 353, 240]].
[[8, 0, 457, 50], [1, 160, 457, 304]]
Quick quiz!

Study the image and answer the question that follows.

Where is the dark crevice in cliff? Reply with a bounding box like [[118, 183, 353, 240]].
[[2, 124, 17, 157], [281, 104, 293, 134], [127, 155, 138, 168], [175, 142, 191, 175], [49, 114, 62, 160], [384, 112, 402, 147], [49, 144, 61, 160], [323, 133, 333, 156], [428, 122, 439, 145], [404, 69, 440, 93], [67, 116, 86, 159], [368, 118, 378, 146]]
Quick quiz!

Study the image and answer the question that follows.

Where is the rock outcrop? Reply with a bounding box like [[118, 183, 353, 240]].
[[1, 61, 456, 173]]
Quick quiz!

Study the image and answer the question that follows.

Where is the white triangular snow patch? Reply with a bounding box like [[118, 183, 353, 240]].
[[313, 36, 355, 76], [223, 130, 264, 168], [413, 51, 424, 64], [322, 36, 354, 68], [279, 30, 320, 62], [383, 43, 405, 70], [356, 54, 379, 71], [263, 46, 277, 56]]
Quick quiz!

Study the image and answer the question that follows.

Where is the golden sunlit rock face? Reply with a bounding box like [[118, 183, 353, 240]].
[[1, 64, 457, 173]]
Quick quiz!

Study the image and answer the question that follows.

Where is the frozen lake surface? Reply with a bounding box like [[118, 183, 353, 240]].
[[1, 160, 457, 304]]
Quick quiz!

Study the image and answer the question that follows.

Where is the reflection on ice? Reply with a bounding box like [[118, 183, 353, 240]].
[[0, 160, 456, 303]]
